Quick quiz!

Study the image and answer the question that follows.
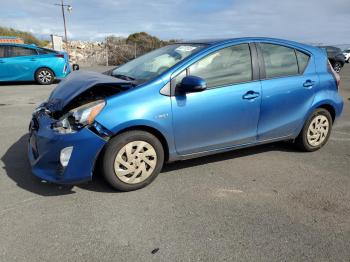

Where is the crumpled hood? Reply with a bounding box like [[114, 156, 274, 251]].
[[45, 71, 131, 112]]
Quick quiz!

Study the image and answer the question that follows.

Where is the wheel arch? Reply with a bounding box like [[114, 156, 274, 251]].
[[116, 125, 169, 162], [316, 104, 336, 123], [295, 101, 337, 139], [105, 125, 170, 163], [34, 66, 56, 79]]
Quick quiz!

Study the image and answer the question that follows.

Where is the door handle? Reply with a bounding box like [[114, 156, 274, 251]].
[[303, 80, 316, 88], [243, 91, 260, 100], [30, 58, 37, 61]]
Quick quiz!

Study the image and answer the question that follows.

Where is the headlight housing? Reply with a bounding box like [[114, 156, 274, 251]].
[[53, 100, 105, 133]]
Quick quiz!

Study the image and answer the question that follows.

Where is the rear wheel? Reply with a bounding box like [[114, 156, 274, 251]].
[[102, 131, 164, 191], [296, 108, 332, 152], [332, 62, 342, 73], [35, 68, 54, 85]]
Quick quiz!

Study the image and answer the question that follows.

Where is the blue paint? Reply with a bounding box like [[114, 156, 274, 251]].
[[28, 37, 343, 184], [0, 43, 70, 82]]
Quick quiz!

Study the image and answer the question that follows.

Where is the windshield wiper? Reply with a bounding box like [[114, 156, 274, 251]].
[[112, 74, 136, 81]]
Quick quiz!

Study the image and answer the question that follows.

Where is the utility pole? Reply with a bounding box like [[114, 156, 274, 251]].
[[106, 37, 109, 66], [134, 42, 137, 58], [55, 0, 72, 44]]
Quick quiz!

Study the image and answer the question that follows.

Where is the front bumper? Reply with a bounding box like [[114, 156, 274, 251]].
[[28, 112, 107, 184]]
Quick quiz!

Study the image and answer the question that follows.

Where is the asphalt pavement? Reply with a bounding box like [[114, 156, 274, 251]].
[[0, 65, 349, 261]]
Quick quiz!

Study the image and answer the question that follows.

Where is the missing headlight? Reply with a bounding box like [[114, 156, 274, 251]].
[[53, 100, 105, 134]]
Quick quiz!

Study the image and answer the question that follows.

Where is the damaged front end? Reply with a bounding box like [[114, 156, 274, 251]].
[[28, 71, 134, 184], [39, 71, 134, 137]]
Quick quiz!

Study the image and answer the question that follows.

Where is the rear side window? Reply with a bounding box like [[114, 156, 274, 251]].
[[189, 44, 252, 88], [37, 48, 56, 55], [37, 49, 49, 55], [0, 46, 5, 58], [8, 46, 37, 57], [295, 50, 310, 73], [260, 43, 299, 78]]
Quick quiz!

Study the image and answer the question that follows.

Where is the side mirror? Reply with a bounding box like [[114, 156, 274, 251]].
[[177, 76, 207, 93]]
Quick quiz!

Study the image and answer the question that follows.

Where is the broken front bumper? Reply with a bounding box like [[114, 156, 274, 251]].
[[28, 112, 107, 184]]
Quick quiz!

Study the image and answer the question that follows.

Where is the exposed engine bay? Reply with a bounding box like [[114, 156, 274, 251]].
[[52, 82, 131, 118]]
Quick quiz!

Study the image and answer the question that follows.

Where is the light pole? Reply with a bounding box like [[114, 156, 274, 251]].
[[55, 0, 72, 44]]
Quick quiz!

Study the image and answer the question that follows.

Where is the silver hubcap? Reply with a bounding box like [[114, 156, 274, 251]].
[[114, 141, 157, 184], [38, 70, 52, 84], [307, 115, 329, 147]]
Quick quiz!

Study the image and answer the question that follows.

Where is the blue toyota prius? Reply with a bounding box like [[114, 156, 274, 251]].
[[28, 37, 343, 191], [0, 43, 70, 84]]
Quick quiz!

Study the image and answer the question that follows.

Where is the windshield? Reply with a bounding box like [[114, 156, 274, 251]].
[[112, 44, 205, 83]]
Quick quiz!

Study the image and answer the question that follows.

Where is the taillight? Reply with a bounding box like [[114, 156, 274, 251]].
[[328, 60, 340, 89], [55, 53, 65, 58]]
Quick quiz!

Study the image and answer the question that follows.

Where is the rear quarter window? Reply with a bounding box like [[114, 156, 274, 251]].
[[295, 50, 310, 73]]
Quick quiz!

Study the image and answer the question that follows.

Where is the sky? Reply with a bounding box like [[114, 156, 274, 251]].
[[0, 0, 349, 44]]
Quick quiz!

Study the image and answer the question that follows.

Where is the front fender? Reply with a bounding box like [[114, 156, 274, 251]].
[[95, 83, 178, 161]]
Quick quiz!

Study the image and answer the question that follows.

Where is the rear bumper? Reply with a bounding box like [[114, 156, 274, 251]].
[[54, 62, 71, 80], [28, 112, 107, 184]]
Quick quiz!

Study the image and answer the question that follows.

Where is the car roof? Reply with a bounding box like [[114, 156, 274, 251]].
[[179, 37, 316, 51]]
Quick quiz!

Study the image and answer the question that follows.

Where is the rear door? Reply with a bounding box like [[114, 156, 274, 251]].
[[256, 42, 317, 140], [171, 43, 262, 155], [3, 45, 39, 81]]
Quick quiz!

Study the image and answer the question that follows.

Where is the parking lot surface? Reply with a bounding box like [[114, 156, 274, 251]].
[[0, 65, 349, 261]]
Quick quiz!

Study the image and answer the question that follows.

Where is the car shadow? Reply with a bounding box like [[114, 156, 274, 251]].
[[0, 81, 37, 86], [0, 80, 60, 86], [2, 133, 299, 196]]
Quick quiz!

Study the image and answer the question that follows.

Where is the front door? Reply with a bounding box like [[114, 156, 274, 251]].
[[171, 44, 261, 155]]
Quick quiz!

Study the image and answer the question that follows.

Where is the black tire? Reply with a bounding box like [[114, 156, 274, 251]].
[[102, 131, 164, 191], [332, 62, 342, 73], [295, 108, 333, 152], [35, 68, 55, 85]]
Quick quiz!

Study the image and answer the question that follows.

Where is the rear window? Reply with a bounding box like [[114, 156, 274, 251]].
[[260, 43, 299, 78]]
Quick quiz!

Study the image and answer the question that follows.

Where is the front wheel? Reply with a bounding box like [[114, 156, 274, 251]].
[[102, 131, 164, 191], [35, 68, 55, 85], [296, 108, 332, 152]]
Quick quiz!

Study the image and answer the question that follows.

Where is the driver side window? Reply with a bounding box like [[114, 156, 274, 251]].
[[189, 44, 252, 88]]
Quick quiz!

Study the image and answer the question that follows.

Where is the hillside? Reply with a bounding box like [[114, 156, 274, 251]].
[[0, 27, 48, 46]]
